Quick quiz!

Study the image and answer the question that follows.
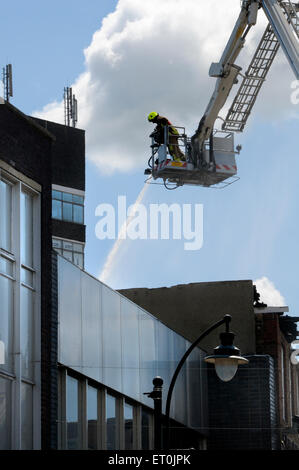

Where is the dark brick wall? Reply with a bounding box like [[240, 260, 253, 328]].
[[207, 355, 279, 450], [0, 103, 53, 181], [31, 117, 85, 191], [50, 252, 59, 449], [52, 218, 86, 243]]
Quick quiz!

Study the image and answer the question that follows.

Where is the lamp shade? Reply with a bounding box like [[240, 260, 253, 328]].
[[204, 332, 249, 382]]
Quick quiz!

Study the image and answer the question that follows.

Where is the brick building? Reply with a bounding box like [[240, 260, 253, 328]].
[[0, 102, 53, 449], [0, 101, 85, 449]]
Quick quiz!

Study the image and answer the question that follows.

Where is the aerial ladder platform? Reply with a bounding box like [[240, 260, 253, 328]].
[[144, 0, 299, 190]]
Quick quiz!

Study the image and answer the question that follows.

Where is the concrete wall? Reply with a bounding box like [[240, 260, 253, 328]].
[[119, 280, 256, 355]]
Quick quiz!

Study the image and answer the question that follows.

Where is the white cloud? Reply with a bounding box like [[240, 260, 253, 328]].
[[32, 0, 298, 174], [254, 276, 286, 306]]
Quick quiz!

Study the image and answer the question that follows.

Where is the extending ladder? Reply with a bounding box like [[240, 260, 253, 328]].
[[279, 0, 299, 39], [222, 1, 299, 133]]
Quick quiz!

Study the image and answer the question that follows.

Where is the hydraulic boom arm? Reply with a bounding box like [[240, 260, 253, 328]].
[[191, 0, 299, 155]]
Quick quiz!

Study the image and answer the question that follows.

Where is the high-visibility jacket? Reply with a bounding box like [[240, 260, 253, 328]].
[[153, 115, 179, 143]]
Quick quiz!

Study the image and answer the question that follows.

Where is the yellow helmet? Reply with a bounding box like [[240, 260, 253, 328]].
[[148, 112, 158, 122]]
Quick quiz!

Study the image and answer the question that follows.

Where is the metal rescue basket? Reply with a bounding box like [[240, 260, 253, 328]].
[[144, 125, 240, 190]]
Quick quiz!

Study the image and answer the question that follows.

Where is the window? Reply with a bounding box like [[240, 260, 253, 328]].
[[66, 375, 79, 449], [141, 409, 152, 450], [0, 179, 12, 253], [21, 191, 34, 268], [52, 238, 84, 269], [20, 287, 34, 380], [21, 382, 33, 450], [0, 377, 11, 450], [87, 385, 98, 450], [106, 393, 117, 450], [0, 171, 41, 450], [124, 402, 134, 449], [58, 370, 155, 450], [20, 190, 35, 381], [0, 260, 13, 372], [52, 190, 84, 224]]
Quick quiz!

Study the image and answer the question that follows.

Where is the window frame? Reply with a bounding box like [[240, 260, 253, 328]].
[[58, 367, 155, 450], [52, 190, 84, 225], [0, 175, 14, 255], [52, 237, 85, 269], [0, 167, 41, 449]]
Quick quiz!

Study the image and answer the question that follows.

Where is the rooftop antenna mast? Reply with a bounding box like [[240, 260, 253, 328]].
[[64, 86, 78, 127], [2, 64, 13, 102]]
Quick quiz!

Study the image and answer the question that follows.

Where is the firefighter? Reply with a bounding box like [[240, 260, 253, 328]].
[[147, 112, 186, 162]]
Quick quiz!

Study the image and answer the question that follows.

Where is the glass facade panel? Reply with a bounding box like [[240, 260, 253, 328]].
[[141, 409, 151, 450], [172, 335, 188, 423], [87, 385, 98, 450], [63, 240, 73, 250], [0, 275, 13, 371], [52, 199, 62, 220], [58, 258, 82, 369], [52, 190, 61, 199], [21, 382, 33, 450], [139, 312, 157, 408], [81, 275, 102, 382], [0, 377, 11, 450], [20, 287, 34, 380], [121, 299, 140, 399], [72, 195, 84, 204], [157, 322, 174, 394], [106, 394, 116, 450], [124, 402, 133, 449], [62, 192, 73, 202], [67, 375, 79, 449], [62, 250, 73, 262], [62, 202, 73, 222], [102, 286, 122, 391], [0, 179, 12, 252], [73, 252, 83, 269], [53, 238, 84, 269], [187, 348, 204, 428], [52, 238, 62, 249], [21, 191, 33, 268], [73, 242, 83, 253], [73, 204, 83, 224]]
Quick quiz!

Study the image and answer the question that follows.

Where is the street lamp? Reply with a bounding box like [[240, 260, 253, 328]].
[[205, 319, 249, 382], [161, 314, 248, 449]]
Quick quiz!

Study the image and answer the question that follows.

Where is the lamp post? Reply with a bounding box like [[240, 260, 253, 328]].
[[163, 314, 248, 449], [144, 377, 164, 450]]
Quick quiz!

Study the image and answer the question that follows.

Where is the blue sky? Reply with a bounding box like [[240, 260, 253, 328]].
[[1, 0, 298, 317]]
